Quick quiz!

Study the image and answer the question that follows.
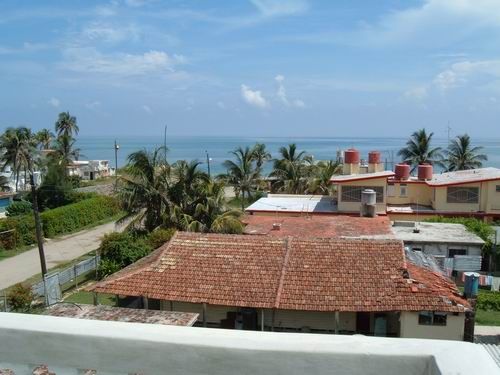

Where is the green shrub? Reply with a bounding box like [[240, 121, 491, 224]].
[[41, 196, 120, 238], [0, 214, 36, 249], [7, 283, 34, 312], [98, 232, 152, 279], [6, 200, 33, 217], [148, 228, 176, 249], [477, 290, 500, 311]]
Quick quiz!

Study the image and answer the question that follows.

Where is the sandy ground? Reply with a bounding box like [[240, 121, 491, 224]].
[[0, 220, 126, 290]]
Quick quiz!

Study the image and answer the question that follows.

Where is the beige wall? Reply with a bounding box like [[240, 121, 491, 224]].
[[400, 312, 465, 341], [161, 301, 237, 325], [269, 310, 356, 332], [386, 183, 433, 206], [433, 183, 482, 212], [337, 177, 388, 213]]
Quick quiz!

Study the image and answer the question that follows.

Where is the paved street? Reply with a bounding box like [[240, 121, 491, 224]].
[[0, 220, 125, 290]]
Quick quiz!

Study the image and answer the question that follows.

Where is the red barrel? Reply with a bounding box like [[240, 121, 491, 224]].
[[368, 151, 381, 164], [344, 149, 360, 164], [395, 164, 410, 180], [418, 164, 433, 180]]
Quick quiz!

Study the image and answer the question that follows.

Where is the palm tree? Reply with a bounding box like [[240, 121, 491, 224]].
[[270, 143, 311, 194], [307, 160, 341, 195], [222, 146, 259, 210], [52, 134, 81, 168], [55, 112, 79, 138], [252, 143, 271, 173], [0, 127, 37, 191], [119, 147, 170, 231], [445, 134, 487, 171], [398, 129, 444, 172], [36, 129, 55, 150]]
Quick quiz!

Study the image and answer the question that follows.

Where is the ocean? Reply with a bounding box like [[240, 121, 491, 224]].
[[76, 136, 500, 176]]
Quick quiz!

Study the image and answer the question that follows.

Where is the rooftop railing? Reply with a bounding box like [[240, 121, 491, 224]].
[[0, 312, 498, 375]]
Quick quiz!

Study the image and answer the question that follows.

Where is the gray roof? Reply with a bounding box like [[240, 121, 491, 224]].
[[392, 221, 485, 245], [427, 167, 500, 186], [330, 171, 395, 182], [245, 194, 336, 213]]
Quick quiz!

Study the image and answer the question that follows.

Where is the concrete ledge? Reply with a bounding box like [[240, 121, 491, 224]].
[[0, 313, 498, 374]]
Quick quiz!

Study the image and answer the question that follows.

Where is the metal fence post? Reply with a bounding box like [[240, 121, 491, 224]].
[[74, 264, 78, 289]]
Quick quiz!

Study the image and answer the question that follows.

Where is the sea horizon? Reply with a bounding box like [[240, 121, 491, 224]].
[[76, 135, 500, 176]]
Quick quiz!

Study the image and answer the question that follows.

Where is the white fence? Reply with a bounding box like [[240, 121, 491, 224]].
[[1, 255, 100, 311]]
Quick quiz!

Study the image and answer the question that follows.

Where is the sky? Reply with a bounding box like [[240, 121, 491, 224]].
[[1, 0, 500, 138]]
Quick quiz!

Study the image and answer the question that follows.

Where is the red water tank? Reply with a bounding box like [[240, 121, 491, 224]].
[[394, 164, 410, 180], [368, 151, 381, 164], [344, 149, 360, 164], [418, 164, 433, 180]]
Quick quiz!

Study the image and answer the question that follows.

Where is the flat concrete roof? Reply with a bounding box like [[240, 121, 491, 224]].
[[245, 194, 336, 214], [46, 304, 198, 326], [392, 222, 485, 245], [426, 167, 500, 186]]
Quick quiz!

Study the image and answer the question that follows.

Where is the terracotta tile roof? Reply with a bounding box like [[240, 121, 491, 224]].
[[242, 215, 393, 238], [90, 232, 469, 313]]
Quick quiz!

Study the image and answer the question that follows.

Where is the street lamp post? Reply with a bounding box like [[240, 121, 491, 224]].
[[114, 140, 119, 188]]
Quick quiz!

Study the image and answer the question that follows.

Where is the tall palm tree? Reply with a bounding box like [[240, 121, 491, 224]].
[[445, 134, 487, 171], [55, 112, 79, 138], [252, 143, 271, 173], [169, 160, 209, 211], [52, 134, 81, 168], [0, 127, 37, 191], [307, 160, 342, 195], [36, 129, 55, 150], [119, 147, 170, 231], [270, 143, 311, 194], [222, 146, 259, 210], [398, 129, 444, 172]]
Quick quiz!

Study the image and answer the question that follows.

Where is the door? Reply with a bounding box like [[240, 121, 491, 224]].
[[356, 312, 371, 334]]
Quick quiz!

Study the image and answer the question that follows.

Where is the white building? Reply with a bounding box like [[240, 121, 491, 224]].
[[67, 160, 113, 180]]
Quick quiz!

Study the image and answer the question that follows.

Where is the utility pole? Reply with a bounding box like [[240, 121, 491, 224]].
[[114, 140, 119, 189], [206, 150, 211, 178], [29, 161, 47, 277]]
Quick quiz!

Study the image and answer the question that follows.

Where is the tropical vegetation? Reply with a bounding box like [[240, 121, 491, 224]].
[[444, 134, 487, 171], [398, 128, 444, 171]]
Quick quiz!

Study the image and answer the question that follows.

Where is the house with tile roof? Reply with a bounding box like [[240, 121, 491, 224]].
[[90, 232, 470, 341]]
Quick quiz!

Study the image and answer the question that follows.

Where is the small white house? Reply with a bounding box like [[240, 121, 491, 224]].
[[67, 160, 113, 180]]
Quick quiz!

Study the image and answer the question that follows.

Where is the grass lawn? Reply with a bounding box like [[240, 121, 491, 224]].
[[64, 290, 116, 306], [476, 309, 500, 326]]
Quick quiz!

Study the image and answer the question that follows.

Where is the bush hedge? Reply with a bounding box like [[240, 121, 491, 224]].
[[477, 289, 500, 311], [41, 196, 120, 237], [0, 196, 121, 250]]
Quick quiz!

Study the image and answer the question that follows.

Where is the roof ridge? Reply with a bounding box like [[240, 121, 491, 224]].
[[274, 236, 292, 309]]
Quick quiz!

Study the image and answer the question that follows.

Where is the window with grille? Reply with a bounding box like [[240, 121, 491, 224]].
[[418, 312, 447, 326], [496, 185, 500, 192], [446, 187, 479, 204], [341, 186, 384, 203], [400, 184, 408, 197]]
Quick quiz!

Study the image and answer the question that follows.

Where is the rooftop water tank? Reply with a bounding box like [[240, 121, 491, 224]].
[[394, 164, 410, 180], [418, 164, 433, 180], [360, 189, 377, 218], [368, 151, 381, 164], [344, 149, 360, 164]]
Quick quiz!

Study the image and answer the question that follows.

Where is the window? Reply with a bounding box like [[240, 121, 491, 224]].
[[496, 185, 500, 192], [446, 187, 479, 204], [418, 312, 447, 326], [387, 184, 395, 197], [448, 249, 467, 257], [341, 186, 384, 203], [400, 184, 408, 197]]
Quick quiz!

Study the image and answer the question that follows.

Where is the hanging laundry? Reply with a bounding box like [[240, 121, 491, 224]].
[[491, 277, 500, 292]]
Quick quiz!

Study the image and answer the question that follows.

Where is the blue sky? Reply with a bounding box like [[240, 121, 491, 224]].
[[1, 0, 500, 138]]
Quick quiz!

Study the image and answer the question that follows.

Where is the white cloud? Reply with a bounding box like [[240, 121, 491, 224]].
[[404, 86, 428, 100], [274, 74, 305, 107], [142, 104, 152, 114], [241, 84, 269, 108], [81, 22, 141, 43], [61, 48, 185, 76], [125, 0, 153, 7], [48, 97, 60, 108], [85, 101, 101, 110], [433, 59, 500, 91], [250, 0, 309, 17]]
